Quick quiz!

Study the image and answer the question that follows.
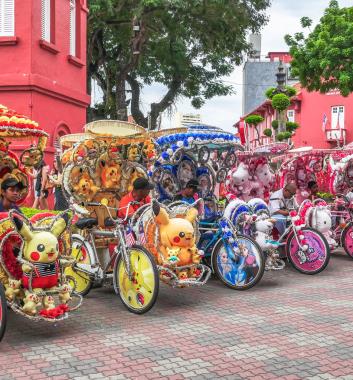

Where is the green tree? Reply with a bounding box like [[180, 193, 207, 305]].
[[285, 1, 353, 97], [88, 0, 270, 128], [245, 114, 264, 144]]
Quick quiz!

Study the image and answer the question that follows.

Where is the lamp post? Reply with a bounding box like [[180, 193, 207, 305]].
[[275, 60, 287, 134]]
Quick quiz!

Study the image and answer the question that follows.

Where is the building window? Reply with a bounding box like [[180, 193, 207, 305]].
[[69, 0, 76, 56], [287, 110, 295, 123], [331, 106, 345, 129], [0, 0, 14, 37], [41, 0, 55, 43]]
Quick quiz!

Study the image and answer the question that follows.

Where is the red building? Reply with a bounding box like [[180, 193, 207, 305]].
[[236, 84, 353, 150], [0, 0, 90, 158]]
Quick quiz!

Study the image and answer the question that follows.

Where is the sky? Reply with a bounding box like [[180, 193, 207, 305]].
[[138, 0, 352, 132]]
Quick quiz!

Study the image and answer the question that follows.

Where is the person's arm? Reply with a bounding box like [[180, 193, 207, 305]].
[[269, 197, 289, 216], [41, 166, 49, 193]]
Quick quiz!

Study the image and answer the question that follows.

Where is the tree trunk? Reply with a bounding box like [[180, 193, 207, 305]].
[[116, 76, 128, 121]]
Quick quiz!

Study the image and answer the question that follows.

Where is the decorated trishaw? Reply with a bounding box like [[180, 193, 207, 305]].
[[225, 143, 331, 275], [147, 125, 266, 290], [278, 146, 353, 259], [0, 105, 82, 340], [60, 121, 160, 314]]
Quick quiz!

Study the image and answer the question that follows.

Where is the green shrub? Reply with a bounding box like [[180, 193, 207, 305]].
[[271, 93, 291, 111], [283, 131, 293, 139], [263, 128, 272, 137], [285, 86, 297, 97], [245, 114, 264, 125], [271, 120, 279, 129], [286, 121, 300, 131], [265, 87, 277, 99]]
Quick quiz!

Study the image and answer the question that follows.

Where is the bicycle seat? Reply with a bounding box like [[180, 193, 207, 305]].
[[104, 217, 116, 227], [75, 218, 98, 230]]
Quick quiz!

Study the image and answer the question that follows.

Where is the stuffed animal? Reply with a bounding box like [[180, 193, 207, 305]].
[[253, 218, 279, 251], [99, 160, 121, 189], [166, 247, 180, 265], [228, 162, 252, 199], [59, 283, 72, 304], [43, 295, 56, 310], [127, 144, 140, 162], [5, 278, 21, 302], [177, 270, 188, 280], [310, 204, 337, 248], [11, 213, 71, 314], [143, 140, 157, 160], [73, 172, 99, 201], [254, 162, 275, 199], [22, 293, 41, 316], [152, 202, 200, 267]]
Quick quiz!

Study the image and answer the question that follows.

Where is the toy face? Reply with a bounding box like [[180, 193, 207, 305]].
[[162, 218, 195, 248], [23, 231, 59, 263], [127, 145, 140, 161], [220, 251, 228, 263]]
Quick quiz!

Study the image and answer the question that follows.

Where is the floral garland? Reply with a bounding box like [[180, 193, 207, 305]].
[[0, 104, 48, 137]]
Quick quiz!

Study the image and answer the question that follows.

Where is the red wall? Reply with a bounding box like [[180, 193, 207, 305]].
[[237, 87, 353, 150], [0, 0, 90, 206], [292, 89, 353, 149]]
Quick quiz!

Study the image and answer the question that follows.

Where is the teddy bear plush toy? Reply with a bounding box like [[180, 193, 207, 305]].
[[73, 172, 99, 201], [99, 160, 121, 189], [11, 213, 72, 316], [152, 201, 201, 279]]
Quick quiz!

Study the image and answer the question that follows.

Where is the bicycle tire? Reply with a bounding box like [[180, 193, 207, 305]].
[[0, 283, 7, 341], [341, 222, 353, 259], [113, 245, 159, 314], [286, 227, 330, 274], [65, 234, 94, 296], [211, 235, 265, 290]]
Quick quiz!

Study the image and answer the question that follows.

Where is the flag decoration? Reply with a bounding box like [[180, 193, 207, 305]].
[[322, 114, 328, 132], [124, 225, 136, 247], [138, 222, 147, 244]]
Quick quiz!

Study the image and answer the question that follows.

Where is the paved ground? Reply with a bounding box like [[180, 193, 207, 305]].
[[2, 251, 353, 380]]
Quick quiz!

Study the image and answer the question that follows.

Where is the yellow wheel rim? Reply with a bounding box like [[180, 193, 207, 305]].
[[65, 239, 92, 295], [118, 249, 155, 311]]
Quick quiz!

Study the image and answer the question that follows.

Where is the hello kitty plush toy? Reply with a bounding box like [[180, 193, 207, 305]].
[[300, 200, 336, 248], [253, 217, 279, 251], [227, 162, 252, 199], [253, 161, 275, 200]]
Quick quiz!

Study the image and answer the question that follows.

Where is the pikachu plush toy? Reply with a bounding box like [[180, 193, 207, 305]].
[[11, 213, 73, 317], [152, 201, 202, 279]]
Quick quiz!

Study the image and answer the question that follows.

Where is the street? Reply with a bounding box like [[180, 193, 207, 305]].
[[1, 251, 353, 380]]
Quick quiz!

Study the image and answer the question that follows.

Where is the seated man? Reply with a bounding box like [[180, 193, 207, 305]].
[[172, 179, 199, 204], [0, 178, 24, 214], [118, 177, 154, 219], [268, 183, 298, 235]]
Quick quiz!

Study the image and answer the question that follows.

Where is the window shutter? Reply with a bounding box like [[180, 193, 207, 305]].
[[41, 0, 50, 41], [0, 0, 14, 37], [69, 0, 76, 56]]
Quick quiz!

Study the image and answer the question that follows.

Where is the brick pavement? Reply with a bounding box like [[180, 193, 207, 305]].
[[2, 251, 353, 379]]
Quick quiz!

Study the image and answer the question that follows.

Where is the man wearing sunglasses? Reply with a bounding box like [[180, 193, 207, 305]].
[[269, 183, 298, 235]]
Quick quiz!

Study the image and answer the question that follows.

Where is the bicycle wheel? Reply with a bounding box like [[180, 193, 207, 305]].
[[212, 235, 265, 290], [342, 222, 353, 259], [113, 245, 159, 314], [0, 283, 7, 341], [286, 227, 330, 274], [65, 234, 94, 296]]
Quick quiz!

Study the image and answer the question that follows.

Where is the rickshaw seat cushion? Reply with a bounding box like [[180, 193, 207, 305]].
[[75, 217, 98, 230], [104, 217, 115, 228]]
